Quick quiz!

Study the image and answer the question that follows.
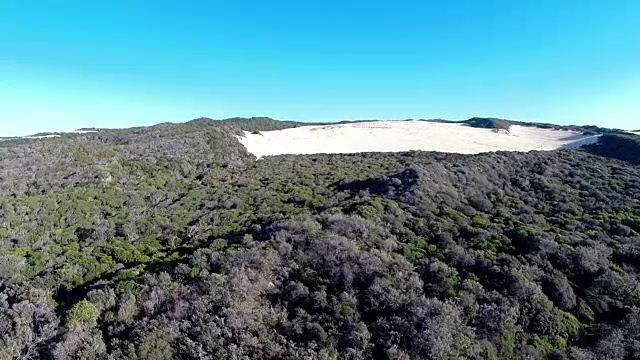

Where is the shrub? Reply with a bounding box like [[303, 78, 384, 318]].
[[66, 300, 100, 329], [469, 197, 494, 213]]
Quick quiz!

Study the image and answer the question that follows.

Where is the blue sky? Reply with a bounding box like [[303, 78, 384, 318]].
[[1, 0, 639, 136]]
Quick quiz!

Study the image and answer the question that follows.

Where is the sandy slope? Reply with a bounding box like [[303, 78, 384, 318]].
[[25, 134, 61, 139], [238, 121, 601, 158]]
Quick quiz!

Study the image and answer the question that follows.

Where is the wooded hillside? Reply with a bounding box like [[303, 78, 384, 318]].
[[1, 119, 639, 360]]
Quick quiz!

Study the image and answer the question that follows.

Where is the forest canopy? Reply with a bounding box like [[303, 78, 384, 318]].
[[0, 118, 639, 360]]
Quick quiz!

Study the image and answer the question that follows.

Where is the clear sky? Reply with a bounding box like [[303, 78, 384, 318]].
[[1, 0, 639, 136]]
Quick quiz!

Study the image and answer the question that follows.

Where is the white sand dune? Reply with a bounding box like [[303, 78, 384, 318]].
[[238, 121, 602, 158], [24, 134, 62, 139]]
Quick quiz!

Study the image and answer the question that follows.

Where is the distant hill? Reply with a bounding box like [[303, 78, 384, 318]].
[[190, 117, 304, 132], [419, 117, 513, 131], [468, 118, 626, 135], [462, 117, 512, 131], [0, 137, 32, 147], [415, 117, 624, 135], [583, 133, 640, 165]]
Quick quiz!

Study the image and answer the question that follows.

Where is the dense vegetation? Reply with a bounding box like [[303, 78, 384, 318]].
[[514, 122, 624, 135], [462, 118, 512, 131], [1, 118, 640, 359], [584, 133, 640, 165]]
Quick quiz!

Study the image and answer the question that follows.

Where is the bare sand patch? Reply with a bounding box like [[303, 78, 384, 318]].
[[238, 121, 601, 158], [24, 134, 61, 139]]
